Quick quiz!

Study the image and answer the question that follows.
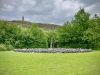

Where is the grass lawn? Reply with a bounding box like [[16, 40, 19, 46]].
[[0, 51, 100, 75]]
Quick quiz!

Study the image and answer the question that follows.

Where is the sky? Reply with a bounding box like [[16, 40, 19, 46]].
[[0, 0, 100, 25]]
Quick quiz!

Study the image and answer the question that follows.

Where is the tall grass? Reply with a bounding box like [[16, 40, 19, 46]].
[[0, 51, 100, 75]]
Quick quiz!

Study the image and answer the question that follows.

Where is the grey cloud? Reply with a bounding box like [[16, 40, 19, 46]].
[[0, 0, 100, 25], [79, 0, 100, 6], [0, 0, 23, 20], [85, 3, 100, 17]]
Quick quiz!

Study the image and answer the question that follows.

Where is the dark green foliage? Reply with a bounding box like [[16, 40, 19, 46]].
[[83, 14, 100, 49], [29, 23, 48, 48]]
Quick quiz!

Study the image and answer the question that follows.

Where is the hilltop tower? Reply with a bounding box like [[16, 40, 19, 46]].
[[22, 16, 24, 21]]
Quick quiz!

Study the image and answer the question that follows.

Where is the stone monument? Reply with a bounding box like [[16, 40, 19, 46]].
[[50, 37, 53, 49]]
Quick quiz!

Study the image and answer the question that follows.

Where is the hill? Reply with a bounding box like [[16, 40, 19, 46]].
[[7, 20, 60, 30]]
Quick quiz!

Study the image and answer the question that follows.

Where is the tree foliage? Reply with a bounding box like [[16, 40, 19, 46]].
[[83, 14, 100, 49]]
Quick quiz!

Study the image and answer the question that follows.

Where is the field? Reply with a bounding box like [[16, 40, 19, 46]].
[[0, 51, 100, 75]]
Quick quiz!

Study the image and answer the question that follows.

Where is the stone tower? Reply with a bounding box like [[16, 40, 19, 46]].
[[22, 16, 24, 21]]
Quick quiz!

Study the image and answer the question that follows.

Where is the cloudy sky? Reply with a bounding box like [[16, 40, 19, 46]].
[[0, 0, 100, 25]]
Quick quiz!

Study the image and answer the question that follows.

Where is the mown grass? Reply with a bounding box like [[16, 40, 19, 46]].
[[0, 51, 100, 75]]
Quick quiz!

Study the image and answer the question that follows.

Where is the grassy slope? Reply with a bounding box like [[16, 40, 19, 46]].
[[0, 51, 100, 75], [8, 21, 60, 30]]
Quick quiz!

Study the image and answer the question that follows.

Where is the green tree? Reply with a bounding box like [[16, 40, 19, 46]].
[[0, 21, 21, 46], [74, 8, 90, 31], [57, 21, 72, 47], [83, 14, 100, 49], [56, 8, 91, 48], [72, 8, 90, 48], [30, 23, 48, 48], [0, 21, 8, 44]]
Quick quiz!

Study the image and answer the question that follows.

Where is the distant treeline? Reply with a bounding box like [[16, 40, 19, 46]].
[[0, 8, 100, 51]]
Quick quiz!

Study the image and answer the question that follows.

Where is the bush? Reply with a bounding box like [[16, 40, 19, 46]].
[[6, 45, 14, 51], [0, 44, 7, 51], [0, 44, 14, 51]]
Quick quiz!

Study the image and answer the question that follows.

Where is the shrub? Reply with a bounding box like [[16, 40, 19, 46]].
[[6, 44, 14, 51], [0, 44, 7, 51], [0, 44, 14, 51]]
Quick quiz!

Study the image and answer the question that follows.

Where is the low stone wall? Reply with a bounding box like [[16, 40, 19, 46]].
[[13, 48, 92, 53]]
